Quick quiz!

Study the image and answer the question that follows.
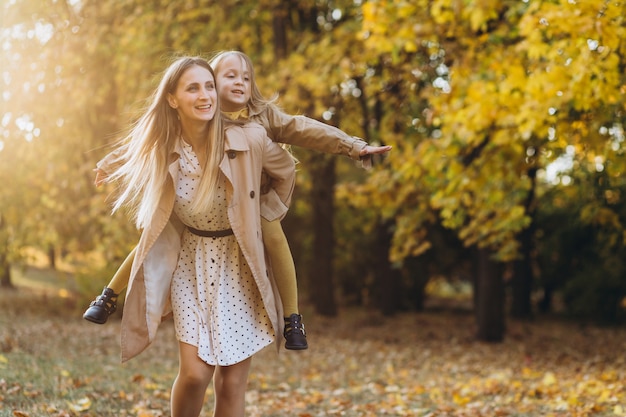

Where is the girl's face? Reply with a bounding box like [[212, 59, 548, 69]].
[[215, 55, 251, 112], [168, 65, 217, 126]]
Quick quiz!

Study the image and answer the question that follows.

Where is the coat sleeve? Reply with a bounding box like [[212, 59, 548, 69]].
[[261, 135, 296, 218], [261, 106, 367, 161], [96, 145, 127, 175]]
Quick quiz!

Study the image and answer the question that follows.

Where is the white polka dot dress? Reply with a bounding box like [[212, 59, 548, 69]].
[[170, 140, 274, 366]]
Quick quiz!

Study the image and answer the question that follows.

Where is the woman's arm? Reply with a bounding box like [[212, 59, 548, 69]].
[[94, 146, 127, 185]]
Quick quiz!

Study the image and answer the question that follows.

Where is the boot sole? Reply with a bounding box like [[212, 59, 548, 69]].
[[83, 313, 107, 325]]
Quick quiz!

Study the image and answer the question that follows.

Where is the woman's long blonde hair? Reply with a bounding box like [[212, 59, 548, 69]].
[[109, 56, 224, 229]]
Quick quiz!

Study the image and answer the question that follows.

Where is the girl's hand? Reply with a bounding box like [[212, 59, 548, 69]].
[[360, 145, 392, 157]]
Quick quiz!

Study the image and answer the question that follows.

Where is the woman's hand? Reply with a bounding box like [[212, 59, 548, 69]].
[[94, 169, 108, 187]]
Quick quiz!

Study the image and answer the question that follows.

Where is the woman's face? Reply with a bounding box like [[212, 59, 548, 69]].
[[168, 65, 217, 126], [215, 55, 251, 112]]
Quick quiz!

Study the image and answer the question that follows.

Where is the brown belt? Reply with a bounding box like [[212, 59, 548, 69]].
[[187, 226, 234, 238]]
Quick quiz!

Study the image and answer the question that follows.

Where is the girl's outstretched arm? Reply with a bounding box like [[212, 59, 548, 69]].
[[360, 145, 392, 156]]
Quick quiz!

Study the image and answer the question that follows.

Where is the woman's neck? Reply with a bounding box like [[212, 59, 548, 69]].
[[180, 121, 209, 148], [180, 122, 210, 166]]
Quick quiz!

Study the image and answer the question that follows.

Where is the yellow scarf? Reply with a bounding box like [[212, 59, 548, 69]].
[[222, 107, 249, 120]]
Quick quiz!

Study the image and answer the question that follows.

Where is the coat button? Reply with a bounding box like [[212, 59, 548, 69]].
[[250, 190, 255, 198], [228, 151, 236, 159]]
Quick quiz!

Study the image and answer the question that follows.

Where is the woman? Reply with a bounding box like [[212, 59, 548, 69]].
[[106, 56, 295, 417], [84, 51, 391, 353]]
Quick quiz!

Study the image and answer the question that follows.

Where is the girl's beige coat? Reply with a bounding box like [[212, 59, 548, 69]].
[[119, 123, 295, 362]]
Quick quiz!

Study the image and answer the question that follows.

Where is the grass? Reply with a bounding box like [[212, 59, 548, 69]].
[[1, 266, 626, 416]]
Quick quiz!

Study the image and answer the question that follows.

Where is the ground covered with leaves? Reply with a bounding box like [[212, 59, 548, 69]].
[[1, 287, 626, 417]]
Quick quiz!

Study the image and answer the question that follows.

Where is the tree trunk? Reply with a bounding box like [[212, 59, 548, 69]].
[[538, 284, 554, 313], [48, 245, 57, 270], [0, 212, 13, 289], [403, 255, 429, 311], [374, 219, 401, 316], [510, 226, 533, 319], [474, 248, 505, 342], [0, 252, 13, 289], [272, 4, 288, 60], [309, 153, 337, 317], [511, 166, 537, 319]]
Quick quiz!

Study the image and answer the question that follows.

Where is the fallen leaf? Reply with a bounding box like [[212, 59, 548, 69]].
[[66, 397, 91, 412], [542, 371, 557, 386]]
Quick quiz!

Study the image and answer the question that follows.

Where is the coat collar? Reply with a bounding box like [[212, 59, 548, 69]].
[[167, 127, 249, 177], [224, 124, 250, 152]]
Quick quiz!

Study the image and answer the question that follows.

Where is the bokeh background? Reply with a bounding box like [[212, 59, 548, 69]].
[[2, 0, 626, 339], [3, 1, 626, 416]]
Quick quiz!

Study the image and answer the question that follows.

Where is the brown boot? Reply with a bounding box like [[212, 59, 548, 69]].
[[83, 287, 118, 324], [284, 314, 308, 350]]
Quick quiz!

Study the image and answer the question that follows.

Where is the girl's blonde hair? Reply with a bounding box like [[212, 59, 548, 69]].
[[209, 50, 279, 114], [209, 50, 297, 161], [110, 56, 224, 229]]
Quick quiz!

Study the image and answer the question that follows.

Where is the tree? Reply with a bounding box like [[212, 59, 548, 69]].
[[357, 0, 626, 339], [3, 0, 625, 329], [1, 0, 139, 280]]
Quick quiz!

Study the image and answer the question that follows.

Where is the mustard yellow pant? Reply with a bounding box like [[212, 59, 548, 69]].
[[105, 218, 299, 316]]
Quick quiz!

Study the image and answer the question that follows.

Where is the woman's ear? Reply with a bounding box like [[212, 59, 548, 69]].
[[167, 94, 178, 109]]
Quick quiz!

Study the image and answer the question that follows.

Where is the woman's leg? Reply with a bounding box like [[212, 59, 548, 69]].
[[171, 342, 215, 417], [212, 358, 252, 417]]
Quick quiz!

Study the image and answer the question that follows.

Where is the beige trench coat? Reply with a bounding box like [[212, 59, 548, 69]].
[[249, 105, 369, 166], [119, 122, 295, 362], [98, 108, 368, 221]]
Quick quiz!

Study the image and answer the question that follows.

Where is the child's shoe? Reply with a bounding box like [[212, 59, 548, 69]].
[[284, 313, 308, 350], [83, 287, 118, 324]]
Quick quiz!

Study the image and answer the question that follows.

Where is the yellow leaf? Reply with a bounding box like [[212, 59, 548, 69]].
[[66, 397, 92, 412], [542, 372, 557, 386], [404, 40, 418, 53], [453, 393, 471, 405], [614, 405, 624, 415]]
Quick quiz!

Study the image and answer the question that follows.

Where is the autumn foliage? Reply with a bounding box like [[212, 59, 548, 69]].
[[1, 0, 626, 348], [2, 286, 626, 417]]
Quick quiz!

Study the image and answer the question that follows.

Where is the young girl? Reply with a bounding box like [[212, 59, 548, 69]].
[[107, 56, 295, 416], [84, 51, 392, 351]]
